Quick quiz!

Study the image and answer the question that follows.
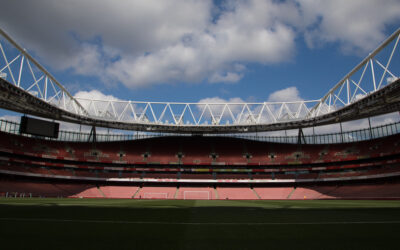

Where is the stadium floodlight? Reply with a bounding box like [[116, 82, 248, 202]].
[[143, 193, 168, 199], [183, 191, 210, 200]]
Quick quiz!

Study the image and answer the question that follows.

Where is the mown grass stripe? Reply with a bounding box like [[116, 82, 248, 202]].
[[1, 217, 400, 225]]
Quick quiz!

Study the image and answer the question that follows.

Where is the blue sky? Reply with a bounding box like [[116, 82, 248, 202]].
[[0, 0, 400, 128]]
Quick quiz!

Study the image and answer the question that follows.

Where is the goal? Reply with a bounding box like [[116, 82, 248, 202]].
[[183, 191, 210, 200], [143, 193, 168, 199]]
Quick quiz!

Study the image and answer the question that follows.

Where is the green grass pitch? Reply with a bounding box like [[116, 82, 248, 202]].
[[0, 198, 400, 249]]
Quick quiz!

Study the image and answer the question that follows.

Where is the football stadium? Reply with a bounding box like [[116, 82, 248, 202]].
[[0, 8, 400, 250]]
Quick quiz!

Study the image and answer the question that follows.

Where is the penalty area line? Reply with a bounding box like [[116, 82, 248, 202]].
[[1, 217, 400, 225]]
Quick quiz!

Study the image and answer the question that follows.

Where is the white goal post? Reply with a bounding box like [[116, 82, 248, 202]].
[[183, 191, 211, 200], [143, 193, 168, 199]]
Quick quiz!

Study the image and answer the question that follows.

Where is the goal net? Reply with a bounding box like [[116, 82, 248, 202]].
[[143, 193, 168, 199], [183, 191, 210, 200]]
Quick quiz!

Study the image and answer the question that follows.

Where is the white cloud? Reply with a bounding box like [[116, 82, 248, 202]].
[[209, 71, 243, 83], [267, 87, 303, 102], [74, 90, 121, 102], [104, 1, 297, 87], [106, 45, 206, 87], [73, 90, 124, 118], [370, 112, 399, 126], [73, 90, 149, 122], [197, 97, 245, 115], [196, 87, 307, 124], [298, 0, 400, 53], [196, 96, 245, 124], [0, 0, 399, 89], [70, 43, 104, 76], [0, 0, 296, 88], [198, 96, 245, 105], [387, 76, 399, 84]]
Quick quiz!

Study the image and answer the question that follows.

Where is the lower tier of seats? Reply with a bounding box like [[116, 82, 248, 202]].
[[1, 178, 400, 200]]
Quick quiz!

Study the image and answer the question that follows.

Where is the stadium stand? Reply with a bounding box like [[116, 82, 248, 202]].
[[0, 180, 62, 197], [327, 183, 400, 199], [69, 186, 104, 198], [217, 187, 258, 200], [1, 129, 400, 199], [288, 186, 338, 199], [1, 27, 400, 202], [99, 186, 139, 198], [253, 187, 295, 199], [179, 173, 214, 179], [176, 187, 216, 200], [136, 186, 177, 199]]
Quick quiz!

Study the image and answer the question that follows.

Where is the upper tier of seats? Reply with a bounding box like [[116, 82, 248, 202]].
[[1, 131, 399, 166], [0, 131, 399, 184]]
